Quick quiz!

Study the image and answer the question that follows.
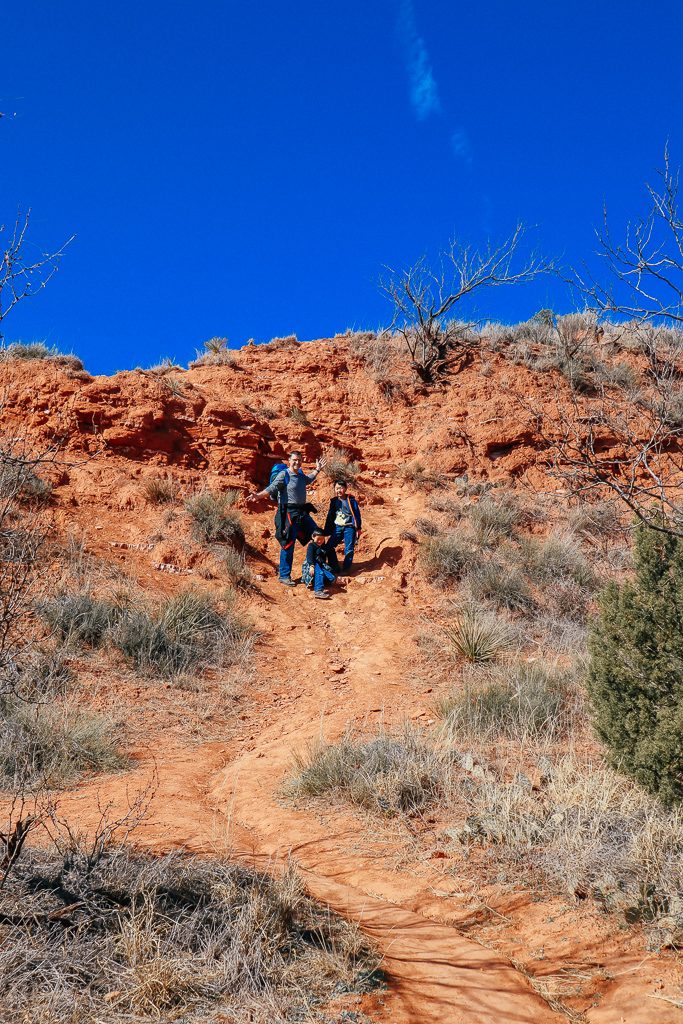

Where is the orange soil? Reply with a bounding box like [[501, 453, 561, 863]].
[[3, 338, 682, 1022]]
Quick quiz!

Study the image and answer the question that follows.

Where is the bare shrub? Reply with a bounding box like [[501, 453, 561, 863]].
[[518, 533, 597, 590], [188, 337, 238, 369], [0, 700, 126, 789], [290, 727, 451, 816], [41, 592, 121, 647], [0, 845, 378, 1022], [397, 460, 445, 491], [437, 661, 583, 743], [217, 547, 252, 589], [185, 489, 244, 546], [0, 342, 83, 371], [444, 605, 518, 663], [466, 559, 534, 612], [419, 529, 477, 585], [323, 446, 360, 484], [141, 474, 177, 505], [288, 405, 310, 426], [114, 590, 254, 678]]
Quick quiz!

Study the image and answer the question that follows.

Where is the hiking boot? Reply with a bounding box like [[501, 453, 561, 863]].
[[279, 577, 297, 587], [314, 591, 331, 600]]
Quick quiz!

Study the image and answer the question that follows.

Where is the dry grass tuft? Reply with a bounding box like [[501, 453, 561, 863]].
[[323, 446, 361, 484], [0, 698, 125, 789], [185, 489, 244, 546], [141, 474, 177, 505], [290, 727, 452, 816], [42, 589, 256, 679], [419, 528, 477, 585], [0, 846, 380, 1022], [437, 661, 584, 743]]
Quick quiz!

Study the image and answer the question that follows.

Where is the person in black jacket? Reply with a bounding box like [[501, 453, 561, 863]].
[[302, 530, 336, 600], [324, 480, 362, 573]]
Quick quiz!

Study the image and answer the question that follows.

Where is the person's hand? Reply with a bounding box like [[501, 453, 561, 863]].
[[246, 492, 260, 504], [316, 456, 327, 472]]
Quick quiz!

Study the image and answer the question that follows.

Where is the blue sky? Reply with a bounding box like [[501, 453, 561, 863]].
[[2, 1, 682, 374]]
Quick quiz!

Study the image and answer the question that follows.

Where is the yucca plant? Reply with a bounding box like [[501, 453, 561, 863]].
[[444, 605, 517, 663], [204, 336, 229, 353]]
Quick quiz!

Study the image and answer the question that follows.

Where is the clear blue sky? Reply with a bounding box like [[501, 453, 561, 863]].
[[2, 1, 682, 374]]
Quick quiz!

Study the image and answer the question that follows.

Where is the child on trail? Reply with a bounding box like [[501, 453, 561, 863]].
[[302, 529, 337, 599], [247, 450, 325, 586], [324, 479, 362, 574]]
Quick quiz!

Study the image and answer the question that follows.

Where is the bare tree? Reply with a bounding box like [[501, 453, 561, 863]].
[[541, 149, 683, 536], [578, 145, 683, 326], [528, 371, 683, 538], [0, 210, 73, 340], [381, 224, 552, 383]]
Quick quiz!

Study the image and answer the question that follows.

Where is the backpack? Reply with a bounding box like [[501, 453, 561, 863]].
[[269, 462, 295, 505]]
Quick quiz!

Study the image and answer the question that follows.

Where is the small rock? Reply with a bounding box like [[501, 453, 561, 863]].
[[514, 771, 533, 791], [328, 662, 345, 673], [304, 648, 314, 656]]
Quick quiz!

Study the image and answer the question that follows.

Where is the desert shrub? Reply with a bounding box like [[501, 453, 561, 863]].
[[397, 460, 445, 491], [290, 727, 450, 816], [426, 491, 463, 518], [188, 337, 238, 369], [0, 845, 378, 1022], [568, 499, 623, 540], [288, 405, 310, 425], [268, 333, 299, 348], [185, 489, 244, 546], [146, 356, 182, 374], [444, 605, 518, 663], [41, 592, 121, 647], [467, 493, 522, 540], [458, 755, 683, 927], [323, 446, 360, 483], [546, 579, 591, 622], [0, 342, 84, 370], [347, 332, 404, 397], [467, 559, 534, 612], [141, 474, 177, 505], [0, 462, 52, 504], [114, 590, 252, 678], [413, 517, 440, 536], [218, 546, 252, 589], [0, 700, 125, 788], [21, 646, 73, 700], [419, 529, 477, 585], [594, 360, 639, 390], [519, 533, 597, 590], [437, 662, 583, 742], [588, 525, 683, 804]]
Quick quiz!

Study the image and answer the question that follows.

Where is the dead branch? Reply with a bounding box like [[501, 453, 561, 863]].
[[381, 225, 553, 384]]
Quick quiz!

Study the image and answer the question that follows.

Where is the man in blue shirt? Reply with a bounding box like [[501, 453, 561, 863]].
[[247, 451, 325, 585]]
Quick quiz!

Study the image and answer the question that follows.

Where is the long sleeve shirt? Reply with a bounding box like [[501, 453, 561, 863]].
[[266, 468, 318, 506]]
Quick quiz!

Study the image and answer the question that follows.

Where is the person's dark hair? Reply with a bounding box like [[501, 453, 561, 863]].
[[333, 479, 348, 489], [311, 529, 325, 538], [289, 450, 303, 460]]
